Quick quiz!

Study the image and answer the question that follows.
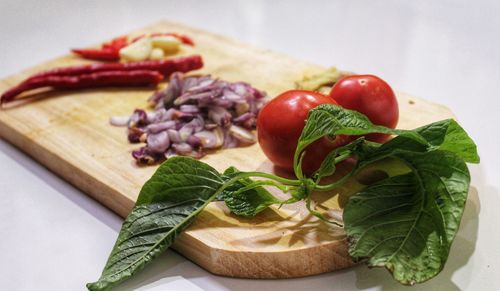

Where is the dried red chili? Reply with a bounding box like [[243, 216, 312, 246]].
[[1, 70, 163, 104], [27, 55, 203, 81]]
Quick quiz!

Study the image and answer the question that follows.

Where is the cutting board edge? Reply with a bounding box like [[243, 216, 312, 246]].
[[173, 234, 356, 279]]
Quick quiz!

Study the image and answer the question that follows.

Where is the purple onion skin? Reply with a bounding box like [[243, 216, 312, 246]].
[[187, 135, 202, 148], [146, 131, 170, 153], [128, 127, 145, 143], [129, 109, 148, 127], [132, 147, 163, 165], [124, 73, 268, 165]]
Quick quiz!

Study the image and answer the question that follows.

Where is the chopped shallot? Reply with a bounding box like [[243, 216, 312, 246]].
[[110, 73, 267, 164]]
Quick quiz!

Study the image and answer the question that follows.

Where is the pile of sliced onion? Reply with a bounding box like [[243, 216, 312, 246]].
[[110, 72, 267, 164]]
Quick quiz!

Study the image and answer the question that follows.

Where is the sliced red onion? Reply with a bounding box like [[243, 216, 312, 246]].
[[167, 129, 181, 143], [229, 125, 256, 144], [132, 147, 162, 165], [109, 116, 130, 127], [179, 124, 194, 141], [204, 123, 218, 130], [233, 112, 254, 124], [184, 150, 205, 159], [146, 120, 176, 134], [148, 108, 175, 123], [235, 102, 250, 116], [222, 88, 244, 102], [172, 142, 192, 154], [162, 72, 183, 109], [186, 78, 216, 93], [146, 131, 170, 153], [233, 112, 256, 129], [117, 73, 268, 165], [172, 110, 195, 122], [164, 148, 177, 158], [213, 98, 233, 108], [208, 107, 231, 128], [128, 109, 147, 127], [194, 130, 222, 149], [181, 76, 199, 93], [179, 104, 200, 113], [128, 127, 145, 143], [191, 117, 205, 132], [172, 94, 191, 106], [230, 82, 248, 96], [186, 135, 202, 148], [213, 127, 225, 148], [222, 130, 238, 148]]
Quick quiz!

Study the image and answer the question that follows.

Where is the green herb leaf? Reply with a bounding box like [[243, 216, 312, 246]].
[[344, 149, 471, 285], [295, 104, 428, 176], [222, 167, 286, 217], [413, 119, 479, 163], [355, 119, 480, 167], [87, 157, 223, 291], [298, 104, 427, 150]]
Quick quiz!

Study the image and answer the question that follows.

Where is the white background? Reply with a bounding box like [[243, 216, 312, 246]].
[[1, 1, 499, 290]]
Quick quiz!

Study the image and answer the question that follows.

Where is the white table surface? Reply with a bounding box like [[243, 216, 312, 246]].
[[1, 1, 499, 290]]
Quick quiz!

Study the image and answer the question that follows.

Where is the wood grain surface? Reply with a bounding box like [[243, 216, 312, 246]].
[[0, 20, 455, 278]]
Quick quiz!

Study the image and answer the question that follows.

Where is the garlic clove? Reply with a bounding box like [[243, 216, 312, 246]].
[[119, 37, 152, 62]]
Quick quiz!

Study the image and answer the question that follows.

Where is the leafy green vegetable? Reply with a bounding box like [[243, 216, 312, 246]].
[[344, 150, 470, 284], [294, 104, 428, 176], [297, 104, 427, 149], [413, 119, 479, 163], [87, 157, 223, 291], [341, 117, 479, 284]]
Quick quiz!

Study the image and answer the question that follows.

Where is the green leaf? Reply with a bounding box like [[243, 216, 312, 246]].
[[222, 167, 284, 217], [87, 157, 223, 291], [298, 104, 427, 151], [294, 104, 429, 176], [344, 150, 471, 285], [355, 119, 480, 166], [414, 119, 479, 163]]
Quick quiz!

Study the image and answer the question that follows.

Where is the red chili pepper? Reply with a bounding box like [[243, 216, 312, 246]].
[[72, 36, 129, 62], [102, 36, 128, 51], [1, 70, 163, 104], [71, 48, 120, 61], [28, 55, 203, 80]]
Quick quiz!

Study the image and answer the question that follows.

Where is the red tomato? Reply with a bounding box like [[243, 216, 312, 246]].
[[257, 90, 350, 173], [328, 75, 399, 143]]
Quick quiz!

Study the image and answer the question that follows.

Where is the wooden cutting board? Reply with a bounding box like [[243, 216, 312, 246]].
[[0, 20, 455, 279]]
